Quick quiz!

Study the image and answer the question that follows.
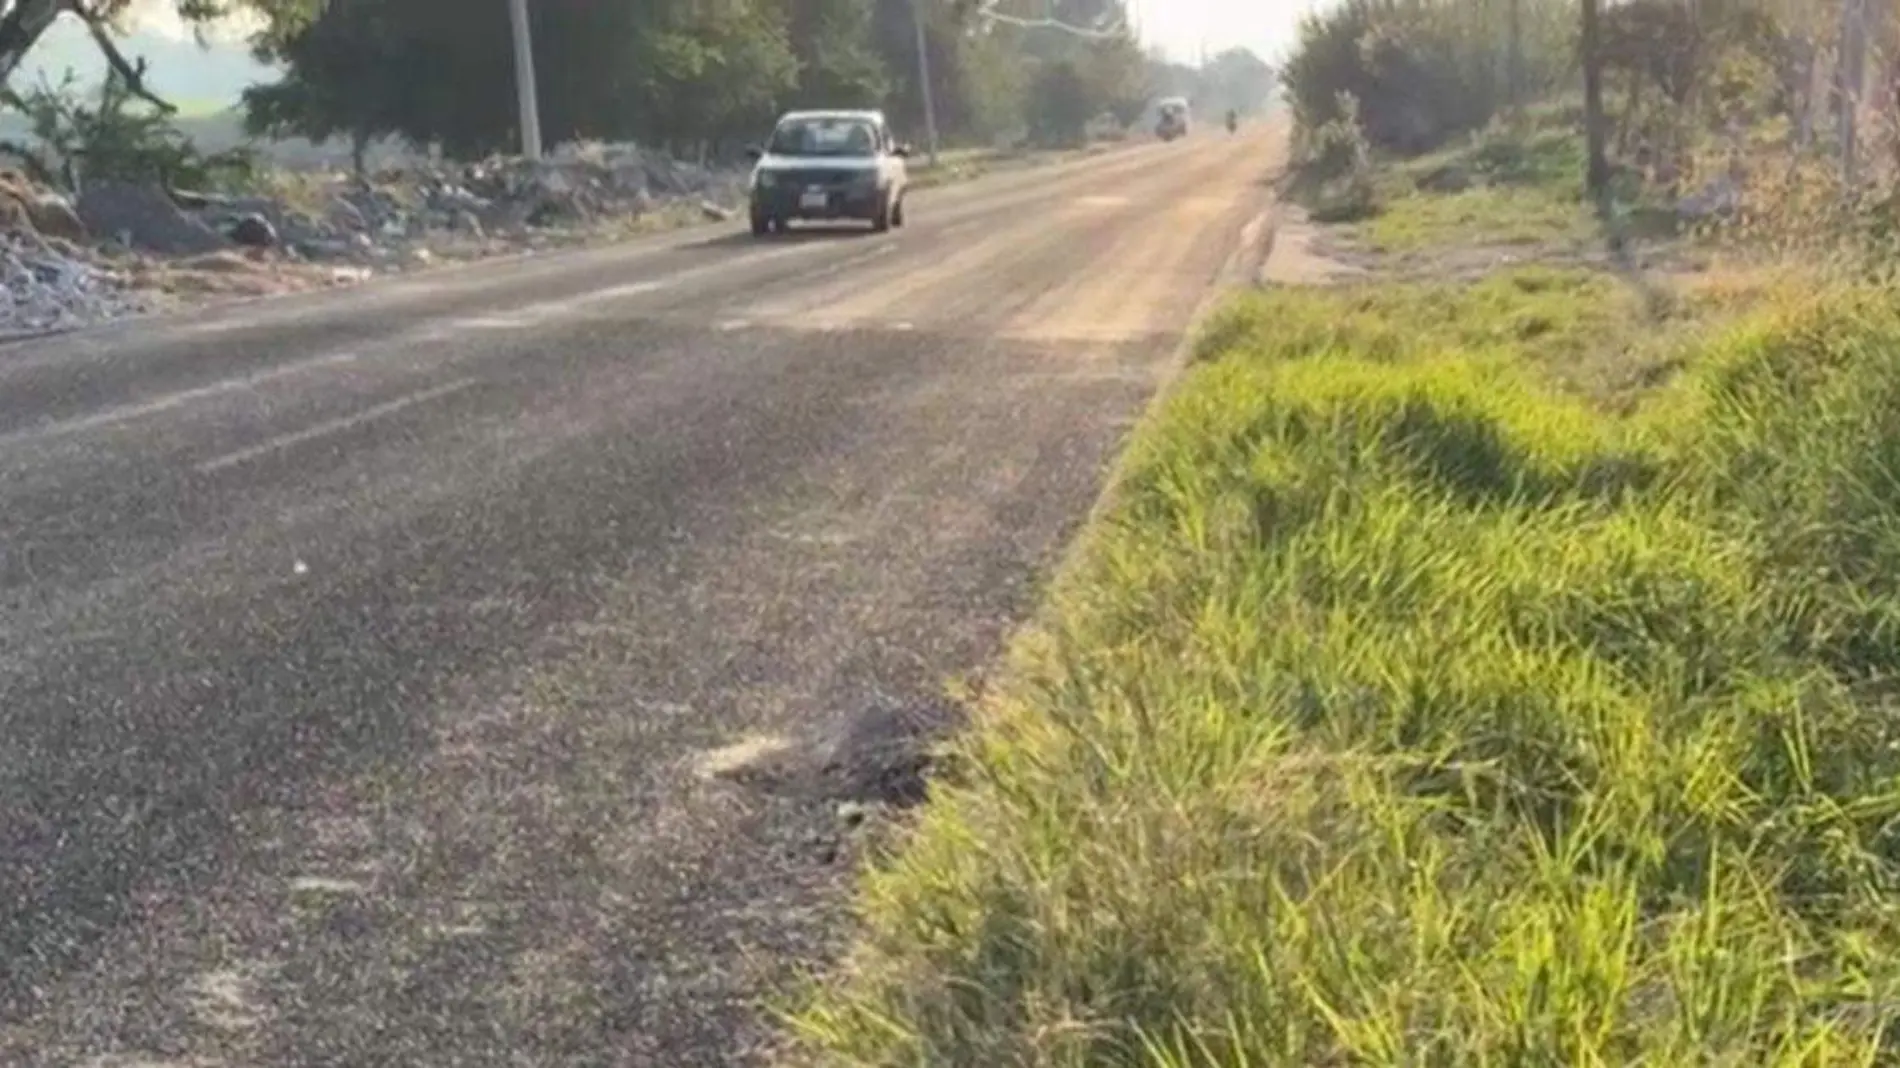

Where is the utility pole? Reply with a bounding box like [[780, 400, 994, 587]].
[[1507, 0, 1523, 115], [911, 0, 941, 165], [1580, 0, 1609, 200], [507, 0, 544, 160], [1838, 0, 1867, 187]]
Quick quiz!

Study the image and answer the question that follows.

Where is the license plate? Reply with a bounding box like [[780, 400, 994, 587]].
[[800, 189, 828, 210]]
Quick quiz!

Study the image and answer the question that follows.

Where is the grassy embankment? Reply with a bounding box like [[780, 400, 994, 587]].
[[790, 124, 1900, 1064]]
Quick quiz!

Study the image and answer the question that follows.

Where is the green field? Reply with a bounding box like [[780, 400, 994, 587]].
[[790, 263, 1900, 1064]]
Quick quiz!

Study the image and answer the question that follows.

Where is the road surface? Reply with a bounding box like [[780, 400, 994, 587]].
[[0, 130, 1278, 1066]]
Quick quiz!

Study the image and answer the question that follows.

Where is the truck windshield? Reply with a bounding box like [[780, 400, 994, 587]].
[[768, 118, 880, 158]]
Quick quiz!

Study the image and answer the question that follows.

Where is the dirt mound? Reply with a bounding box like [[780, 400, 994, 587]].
[[75, 182, 227, 256], [0, 170, 87, 242]]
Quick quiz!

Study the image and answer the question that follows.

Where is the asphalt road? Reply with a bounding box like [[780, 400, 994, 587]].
[[0, 130, 1279, 1066]]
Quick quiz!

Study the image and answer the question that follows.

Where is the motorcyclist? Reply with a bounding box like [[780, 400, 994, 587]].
[[1226, 109, 1238, 133]]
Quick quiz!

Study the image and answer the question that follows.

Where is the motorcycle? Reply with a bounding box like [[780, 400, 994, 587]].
[[1225, 110, 1238, 134]]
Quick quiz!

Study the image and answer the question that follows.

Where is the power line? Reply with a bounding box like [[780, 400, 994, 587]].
[[972, 0, 1131, 40]]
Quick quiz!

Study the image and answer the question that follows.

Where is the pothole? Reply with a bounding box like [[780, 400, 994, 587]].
[[689, 692, 968, 811], [816, 692, 966, 809]]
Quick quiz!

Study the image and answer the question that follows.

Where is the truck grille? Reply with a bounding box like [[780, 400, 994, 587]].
[[780, 168, 859, 187]]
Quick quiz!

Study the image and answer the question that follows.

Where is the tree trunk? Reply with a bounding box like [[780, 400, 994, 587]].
[[1581, 0, 1611, 198], [350, 128, 370, 185], [1508, 0, 1524, 115], [0, 0, 65, 88], [1838, 0, 1867, 186], [1788, 35, 1814, 152], [1618, 72, 1641, 156]]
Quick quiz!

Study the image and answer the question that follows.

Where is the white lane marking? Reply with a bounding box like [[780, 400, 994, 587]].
[[419, 280, 674, 340], [459, 315, 537, 330], [173, 318, 259, 339], [1, 351, 364, 447], [13, 239, 848, 449], [426, 245, 837, 337], [194, 378, 478, 475]]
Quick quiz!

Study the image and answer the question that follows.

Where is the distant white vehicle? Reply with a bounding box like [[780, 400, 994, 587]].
[[1155, 97, 1191, 142]]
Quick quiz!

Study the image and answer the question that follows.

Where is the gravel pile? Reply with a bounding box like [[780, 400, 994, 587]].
[[0, 141, 749, 337], [0, 234, 144, 339], [170, 144, 746, 266]]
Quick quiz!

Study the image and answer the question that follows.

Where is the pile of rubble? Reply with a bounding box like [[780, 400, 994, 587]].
[[0, 142, 748, 337], [0, 232, 146, 339], [135, 143, 745, 267], [1, 170, 137, 338]]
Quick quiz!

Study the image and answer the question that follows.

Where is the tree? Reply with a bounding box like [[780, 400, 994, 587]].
[[1025, 58, 1092, 145], [242, 0, 414, 180], [242, 0, 1147, 162], [2, 64, 257, 189], [246, 0, 799, 160], [1582, 0, 1610, 197], [863, 0, 1142, 146], [1281, 0, 1583, 154], [777, 0, 889, 109], [1198, 47, 1276, 116], [0, 0, 320, 106], [634, 0, 798, 153]]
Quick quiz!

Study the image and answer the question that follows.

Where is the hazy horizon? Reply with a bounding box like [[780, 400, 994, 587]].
[[1130, 0, 1314, 64]]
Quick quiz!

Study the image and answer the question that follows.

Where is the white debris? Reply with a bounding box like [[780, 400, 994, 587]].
[[0, 234, 145, 339], [0, 140, 752, 334]]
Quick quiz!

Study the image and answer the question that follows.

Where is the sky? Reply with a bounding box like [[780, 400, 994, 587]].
[[118, 0, 259, 42], [1128, 0, 1319, 64]]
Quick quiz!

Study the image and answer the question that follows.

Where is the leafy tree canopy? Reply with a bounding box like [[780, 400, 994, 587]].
[[240, 0, 1159, 160]]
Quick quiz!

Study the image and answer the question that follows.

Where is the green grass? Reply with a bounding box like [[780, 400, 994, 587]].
[[1294, 120, 1601, 256], [1357, 183, 1590, 252], [789, 267, 1900, 1065], [1361, 127, 1595, 254]]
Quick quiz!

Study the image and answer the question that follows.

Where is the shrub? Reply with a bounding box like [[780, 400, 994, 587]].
[[1280, 0, 1578, 157], [0, 71, 258, 193]]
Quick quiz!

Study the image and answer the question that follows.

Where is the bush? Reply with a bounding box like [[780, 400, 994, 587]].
[[1025, 61, 1095, 149], [1281, 0, 1578, 157], [1293, 93, 1381, 222], [0, 72, 259, 194]]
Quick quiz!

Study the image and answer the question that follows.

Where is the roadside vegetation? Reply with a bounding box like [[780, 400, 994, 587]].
[[793, 0, 1900, 1063], [796, 258, 1900, 1065], [7, 1, 1275, 180]]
